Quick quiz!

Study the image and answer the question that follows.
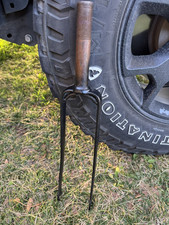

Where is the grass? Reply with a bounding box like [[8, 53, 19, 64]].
[[0, 39, 169, 224]]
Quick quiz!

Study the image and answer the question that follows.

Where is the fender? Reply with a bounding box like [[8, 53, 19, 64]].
[[2, 0, 29, 14], [0, 0, 37, 46]]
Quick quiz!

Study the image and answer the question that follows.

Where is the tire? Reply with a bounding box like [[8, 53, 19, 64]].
[[33, 0, 169, 155]]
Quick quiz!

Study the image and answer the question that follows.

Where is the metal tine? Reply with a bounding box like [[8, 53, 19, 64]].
[[57, 1, 102, 210], [88, 92, 102, 210]]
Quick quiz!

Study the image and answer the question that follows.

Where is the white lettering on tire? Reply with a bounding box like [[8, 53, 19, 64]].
[[96, 85, 109, 100], [110, 113, 121, 123], [128, 125, 140, 135], [152, 135, 161, 144], [95, 84, 169, 146], [160, 136, 169, 145], [138, 132, 153, 142], [116, 119, 128, 131], [102, 101, 115, 115]]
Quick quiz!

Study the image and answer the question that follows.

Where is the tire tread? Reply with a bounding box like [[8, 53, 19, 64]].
[[33, 0, 169, 155]]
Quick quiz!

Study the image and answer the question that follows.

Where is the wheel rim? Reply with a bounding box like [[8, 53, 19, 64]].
[[119, 0, 169, 122]]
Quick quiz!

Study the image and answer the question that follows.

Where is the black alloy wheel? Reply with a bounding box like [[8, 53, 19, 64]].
[[121, 0, 169, 122]]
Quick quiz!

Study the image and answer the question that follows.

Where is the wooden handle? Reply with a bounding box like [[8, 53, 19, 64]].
[[75, 1, 93, 92]]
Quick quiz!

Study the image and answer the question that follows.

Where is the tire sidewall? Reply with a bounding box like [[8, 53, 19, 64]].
[[34, 0, 169, 154], [89, 0, 169, 153]]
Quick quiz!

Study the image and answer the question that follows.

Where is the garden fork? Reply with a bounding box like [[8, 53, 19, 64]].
[[57, 1, 102, 210]]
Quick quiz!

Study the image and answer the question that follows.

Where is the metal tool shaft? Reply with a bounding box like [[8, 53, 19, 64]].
[[75, 1, 93, 92]]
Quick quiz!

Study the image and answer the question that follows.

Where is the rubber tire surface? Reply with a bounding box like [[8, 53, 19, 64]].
[[33, 0, 169, 155]]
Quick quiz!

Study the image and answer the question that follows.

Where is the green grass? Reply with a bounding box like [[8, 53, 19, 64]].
[[0, 39, 169, 224]]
